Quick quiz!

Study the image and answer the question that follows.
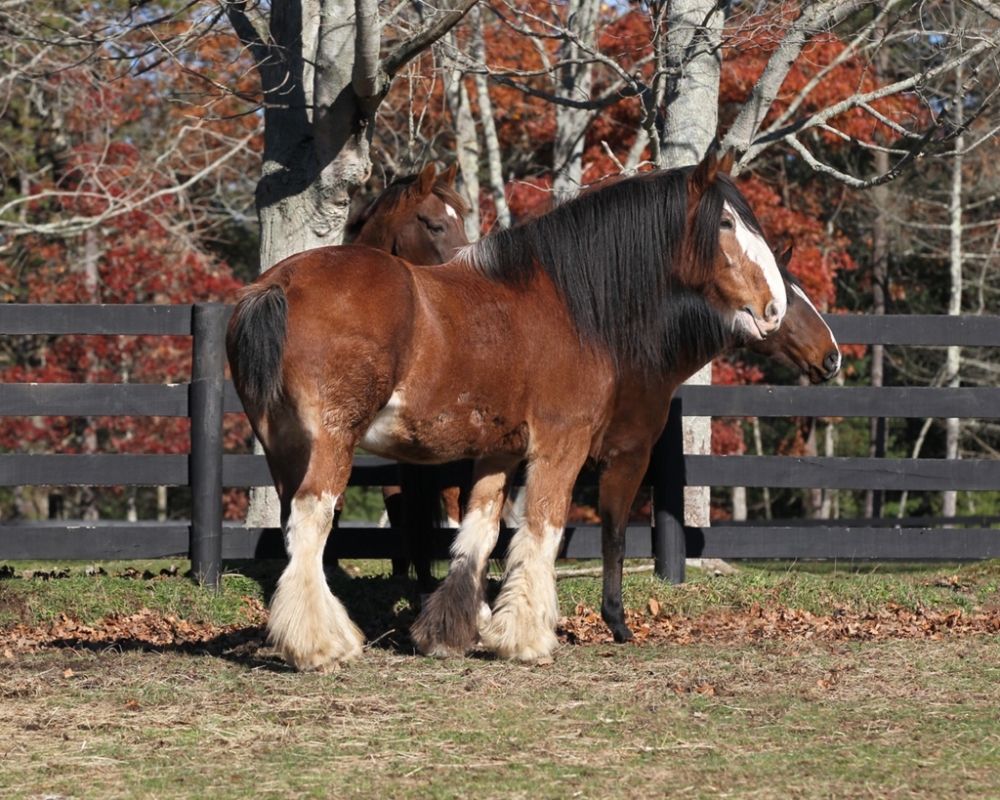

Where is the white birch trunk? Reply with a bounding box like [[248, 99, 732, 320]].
[[943, 128, 964, 519], [248, 0, 378, 527], [943, 32, 965, 520], [551, 0, 599, 201], [731, 487, 747, 521], [658, 0, 723, 531], [471, 6, 510, 230], [81, 225, 100, 521], [444, 39, 481, 241]]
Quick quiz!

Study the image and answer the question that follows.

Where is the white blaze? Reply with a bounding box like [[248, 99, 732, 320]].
[[725, 201, 787, 322], [791, 282, 841, 373]]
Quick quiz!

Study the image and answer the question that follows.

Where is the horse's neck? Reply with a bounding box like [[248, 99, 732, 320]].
[[351, 222, 390, 250]]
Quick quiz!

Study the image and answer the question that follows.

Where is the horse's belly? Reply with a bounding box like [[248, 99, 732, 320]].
[[358, 390, 527, 463]]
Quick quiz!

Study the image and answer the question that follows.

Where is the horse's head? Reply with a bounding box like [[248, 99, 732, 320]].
[[347, 163, 469, 266], [685, 151, 787, 341], [745, 248, 841, 383]]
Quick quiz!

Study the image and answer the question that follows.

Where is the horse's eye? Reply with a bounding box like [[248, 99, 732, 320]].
[[720, 218, 735, 231], [419, 216, 446, 234]]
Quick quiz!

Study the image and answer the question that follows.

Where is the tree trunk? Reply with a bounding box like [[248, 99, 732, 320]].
[[248, 0, 378, 527], [551, 0, 599, 201], [864, 35, 891, 519], [80, 224, 100, 521], [257, 0, 373, 268], [820, 420, 835, 519], [471, 5, 510, 230], [943, 127, 964, 519], [658, 0, 723, 531], [752, 417, 773, 520], [659, 0, 724, 169], [444, 38, 481, 241], [731, 486, 747, 521]]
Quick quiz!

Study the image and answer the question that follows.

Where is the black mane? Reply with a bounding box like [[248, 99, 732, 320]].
[[658, 288, 736, 374], [461, 167, 766, 373]]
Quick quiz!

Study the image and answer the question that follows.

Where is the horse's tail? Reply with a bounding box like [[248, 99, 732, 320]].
[[227, 283, 288, 418]]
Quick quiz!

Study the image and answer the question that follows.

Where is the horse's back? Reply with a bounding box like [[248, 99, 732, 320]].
[[257, 244, 412, 297]]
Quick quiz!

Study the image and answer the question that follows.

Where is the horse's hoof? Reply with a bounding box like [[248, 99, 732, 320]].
[[281, 637, 364, 672], [611, 626, 636, 644], [416, 641, 468, 659], [479, 614, 558, 662]]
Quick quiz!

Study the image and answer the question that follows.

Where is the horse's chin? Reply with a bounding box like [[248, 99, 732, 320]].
[[734, 311, 766, 341]]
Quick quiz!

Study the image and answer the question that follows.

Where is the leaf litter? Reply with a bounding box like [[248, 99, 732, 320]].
[[3, 592, 1000, 660], [1, 596, 268, 658], [558, 600, 1000, 647]]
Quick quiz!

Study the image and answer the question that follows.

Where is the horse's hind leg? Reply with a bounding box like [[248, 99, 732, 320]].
[[268, 437, 364, 672], [410, 456, 516, 658], [480, 444, 588, 662]]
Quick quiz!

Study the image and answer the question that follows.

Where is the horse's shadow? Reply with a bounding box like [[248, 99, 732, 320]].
[[39, 563, 446, 672]]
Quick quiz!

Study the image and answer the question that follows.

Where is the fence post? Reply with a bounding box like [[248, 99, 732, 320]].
[[190, 302, 228, 589], [652, 397, 686, 584]]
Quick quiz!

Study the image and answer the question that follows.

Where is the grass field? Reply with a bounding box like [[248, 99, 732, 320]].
[[2, 559, 1000, 799]]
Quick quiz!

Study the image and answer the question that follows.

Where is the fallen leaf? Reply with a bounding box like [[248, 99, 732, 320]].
[[648, 598, 661, 617]]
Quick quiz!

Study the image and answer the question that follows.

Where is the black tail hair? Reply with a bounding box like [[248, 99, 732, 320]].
[[227, 284, 288, 417]]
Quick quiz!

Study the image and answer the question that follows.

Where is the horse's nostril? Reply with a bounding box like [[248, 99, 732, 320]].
[[824, 351, 840, 374], [765, 300, 780, 322]]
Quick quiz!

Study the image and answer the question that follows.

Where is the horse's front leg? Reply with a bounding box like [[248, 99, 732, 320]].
[[410, 456, 517, 658], [598, 450, 652, 643], [479, 443, 589, 662]]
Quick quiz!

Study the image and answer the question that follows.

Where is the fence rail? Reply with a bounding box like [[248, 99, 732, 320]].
[[2, 304, 1000, 580]]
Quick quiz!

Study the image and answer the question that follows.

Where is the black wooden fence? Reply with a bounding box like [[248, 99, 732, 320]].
[[2, 303, 1000, 585]]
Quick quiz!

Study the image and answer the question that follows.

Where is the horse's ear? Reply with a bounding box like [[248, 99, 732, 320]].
[[688, 149, 720, 200], [777, 246, 793, 269], [439, 162, 458, 187], [718, 149, 735, 176], [414, 163, 438, 198]]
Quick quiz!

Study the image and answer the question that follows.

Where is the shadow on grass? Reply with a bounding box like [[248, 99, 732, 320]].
[[14, 563, 445, 671]]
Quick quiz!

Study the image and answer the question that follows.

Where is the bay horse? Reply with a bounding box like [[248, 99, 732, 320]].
[[598, 248, 841, 644], [346, 164, 470, 582], [226, 150, 787, 670], [346, 162, 468, 269]]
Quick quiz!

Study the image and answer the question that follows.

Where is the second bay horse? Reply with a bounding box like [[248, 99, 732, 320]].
[[226, 150, 787, 671], [598, 249, 841, 643], [346, 164, 470, 582]]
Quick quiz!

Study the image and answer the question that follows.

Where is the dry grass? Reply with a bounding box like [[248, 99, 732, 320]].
[[3, 637, 1000, 798]]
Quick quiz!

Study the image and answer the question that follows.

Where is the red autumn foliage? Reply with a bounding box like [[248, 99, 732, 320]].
[[1, 52, 254, 520]]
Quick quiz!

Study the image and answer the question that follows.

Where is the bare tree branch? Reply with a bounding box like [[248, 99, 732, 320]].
[[722, 0, 879, 157], [353, 0, 381, 100], [382, 0, 480, 79]]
